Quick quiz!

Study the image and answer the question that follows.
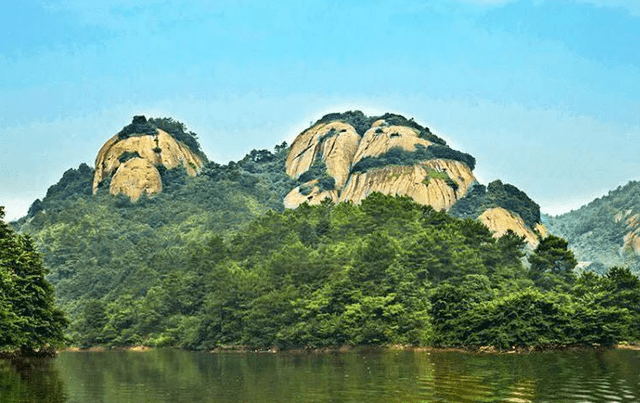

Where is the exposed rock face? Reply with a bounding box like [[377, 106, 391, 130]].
[[339, 161, 475, 211], [352, 123, 432, 164], [479, 207, 540, 248], [284, 180, 340, 209], [534, 223, 549, 239], [622, 213, 640, 254], [109, 158, 162, 201], [284, 117, 476, 210], [93, 128, 203, 200], [286, 122, 360, 189]]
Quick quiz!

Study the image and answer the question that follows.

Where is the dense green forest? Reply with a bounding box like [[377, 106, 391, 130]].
[[545, 181, 640, 274], [8, 115, 640, 351], [0, 207, 67, 355], [12, 188, 640, 350]]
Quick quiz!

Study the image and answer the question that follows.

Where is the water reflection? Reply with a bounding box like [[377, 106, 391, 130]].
[[1, 348, 640, 402], [0, 357, 67, 402]]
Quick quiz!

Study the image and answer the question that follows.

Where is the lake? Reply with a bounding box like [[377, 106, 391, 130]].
[[1, 348, 639, 402]]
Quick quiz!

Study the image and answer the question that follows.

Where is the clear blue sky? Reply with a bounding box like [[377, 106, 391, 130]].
[[2, 0, 639, 220]]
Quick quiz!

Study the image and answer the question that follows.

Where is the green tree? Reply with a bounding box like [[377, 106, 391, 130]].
[[429, 274, 494, 346], [529, 235, 578, 291], [79, 299, 108, 346], [0, 206, 67, 354], [602, 266, 640, 339]]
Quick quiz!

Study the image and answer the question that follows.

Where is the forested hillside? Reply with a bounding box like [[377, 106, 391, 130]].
[[545, 181, 640, 274], [15, 194, 640, 350], [12, 134, 295, 344]]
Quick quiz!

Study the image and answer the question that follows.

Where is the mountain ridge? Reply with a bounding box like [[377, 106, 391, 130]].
[[16, 111, 544, 248], [12, 111, 639, 351]]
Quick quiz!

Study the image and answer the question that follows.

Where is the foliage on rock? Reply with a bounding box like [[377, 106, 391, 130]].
[[351, 144, 476, 174], [117, 115, 158, 139], [116, 115, 206, 161], [314, 110, 446, 145], [449, 180, 541, 229]]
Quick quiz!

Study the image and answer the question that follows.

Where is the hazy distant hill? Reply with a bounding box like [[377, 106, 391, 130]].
[[544, 181, 640, 274]]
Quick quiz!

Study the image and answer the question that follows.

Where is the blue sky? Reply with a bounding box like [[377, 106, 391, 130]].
[[2, 0, 639, 220]]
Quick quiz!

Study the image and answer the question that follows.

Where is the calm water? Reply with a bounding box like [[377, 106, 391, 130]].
[[1, 348, 640, 402]]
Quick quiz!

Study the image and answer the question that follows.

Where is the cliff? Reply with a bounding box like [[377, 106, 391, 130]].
[[479, 207, 540, 247]]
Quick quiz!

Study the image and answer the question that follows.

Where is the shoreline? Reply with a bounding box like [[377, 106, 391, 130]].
[[54, 342, 640, 355]]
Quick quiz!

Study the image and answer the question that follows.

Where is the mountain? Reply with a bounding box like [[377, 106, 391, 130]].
[[7, 111, 562, 348], [545, 181, 640, 274]]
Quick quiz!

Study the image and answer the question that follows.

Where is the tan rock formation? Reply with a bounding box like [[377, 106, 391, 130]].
[[352, 124, 432, 164], [534, 223, 549, 239], [286, 122, 360, 188], [626, 214, 640, 228], [93, 129, 203, 199], [339, 160, 475, 211], [624, 232, 640, 255], [479, 207, 539, 248], [616, 212, 640, 255], [109, 158, 162, 201], [320, 126, 361, 188], [284, 180, 339, 209], [285, 118, 476, 210], [622, 213, 640, 254]]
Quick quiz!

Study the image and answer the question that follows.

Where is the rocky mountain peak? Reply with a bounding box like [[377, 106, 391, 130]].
[[92, 116, 205, 200], [284, 111, 544, 246]]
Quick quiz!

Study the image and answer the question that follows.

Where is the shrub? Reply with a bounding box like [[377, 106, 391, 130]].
[[299, 183, 313, 196], [148, 117, 207, 161], [317, 175, 336, 192], [117, 116, 157, 139], [297, 155, 336, 193], [351, 144, 476, 174], [312, 111, 447, 145], [319, 128, 338, 143], [423, 168, 458, 191]]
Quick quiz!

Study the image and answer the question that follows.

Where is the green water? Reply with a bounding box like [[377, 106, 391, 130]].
[[1, 348, 639, 402]]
